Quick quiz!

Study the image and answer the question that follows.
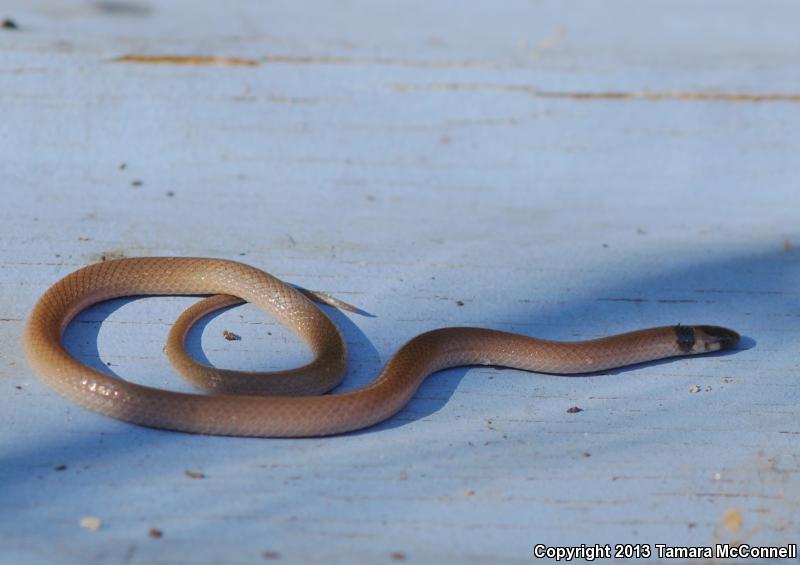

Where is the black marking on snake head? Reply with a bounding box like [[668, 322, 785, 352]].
[[674, 325, 695, 353]]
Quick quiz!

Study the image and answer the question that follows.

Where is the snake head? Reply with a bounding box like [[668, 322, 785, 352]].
[[674, 325, 740, 353], [693, 325, 740, 352]]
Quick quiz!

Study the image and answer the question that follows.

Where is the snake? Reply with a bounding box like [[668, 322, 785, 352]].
[[23, 257, 740, 437]]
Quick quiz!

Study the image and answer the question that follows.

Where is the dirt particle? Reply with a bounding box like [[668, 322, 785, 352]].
[[262, 551, 281, 560], [581, 452, 591, 458], [15, 385, 22, 390], [689, 384, 701, 393], [131, 180, 143, 187], [166, 191, 175, 197], [390, 552, 406, 561], [94, 250, 127, 262], [184, 470, 205, 479], [54, 464, 67, 471], [79, 516, 102, 531], [119, 162, 127, 170], [365, 194, 376, 203], [455, 300, 464, 306], [2, 18, 18, 29], [464, 489, 475, 496], [566, 406, 583, 413], [148, 528, 163, 539], [223, 330, 241, 341]]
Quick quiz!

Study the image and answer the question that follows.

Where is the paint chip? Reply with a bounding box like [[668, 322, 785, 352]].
[[223, 330, 241, 341], [723, 508, 743, 532], [115, 54, 258, 67]]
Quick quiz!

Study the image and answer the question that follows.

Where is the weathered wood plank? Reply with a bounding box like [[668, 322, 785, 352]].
[[1, 1, 798, 563]]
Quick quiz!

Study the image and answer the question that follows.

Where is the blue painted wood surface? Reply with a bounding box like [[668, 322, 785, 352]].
[[1, 1, 799, 563]]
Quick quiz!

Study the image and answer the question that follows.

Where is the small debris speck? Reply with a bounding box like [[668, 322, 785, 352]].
[[1, 18, 18, 29], [455, 300, 464, 306], [185, 470, 205, 479], [131, 180, 143, 187], [581, 452, 591, 458], [566, 406, 583, 413], [148, 528, 163, 538], [118, 162, 127, 170], [783, 239, 792, 253], [54, 464, 67, 471], [262, 551, 281, 560], [464, 489, 475, 496], [79, 516, 102, 531], [689, 384, 701, 393], [390, 552, 407, 561], [166, 191, 175, 197], [223, 330, 241, 341], [15, 385, 22, 390]]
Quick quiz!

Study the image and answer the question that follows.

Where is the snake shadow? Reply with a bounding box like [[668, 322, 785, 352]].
[[180, 299, 384, 392]]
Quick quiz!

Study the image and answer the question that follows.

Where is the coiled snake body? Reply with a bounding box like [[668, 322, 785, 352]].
[[24, 257, 740, 437]]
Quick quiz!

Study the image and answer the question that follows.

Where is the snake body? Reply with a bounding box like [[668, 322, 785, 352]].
[[23, 257, 740, 437]]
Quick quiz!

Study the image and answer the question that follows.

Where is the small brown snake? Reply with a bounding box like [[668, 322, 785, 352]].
[[23, 257, 740, 437]]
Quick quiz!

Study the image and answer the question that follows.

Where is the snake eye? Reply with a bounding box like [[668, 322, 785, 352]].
[[696, 325, 740, 351]]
